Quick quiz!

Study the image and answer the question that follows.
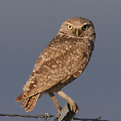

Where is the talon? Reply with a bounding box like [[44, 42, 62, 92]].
[[68, 101, 79, 113], [57, 106, 62, 113]]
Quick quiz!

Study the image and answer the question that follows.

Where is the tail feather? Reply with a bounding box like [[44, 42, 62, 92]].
[[20, 98, 29, 107], [25, 93, 40, 112], [16, 93, 24, 102], [16, 93, 43, 112]]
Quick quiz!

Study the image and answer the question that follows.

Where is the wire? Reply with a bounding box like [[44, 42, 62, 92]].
[[0, 113, 109, 121], [0, 113, 56, 120]]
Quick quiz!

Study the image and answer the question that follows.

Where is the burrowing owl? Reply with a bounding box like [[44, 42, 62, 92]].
[[16, 17, 96, 113]]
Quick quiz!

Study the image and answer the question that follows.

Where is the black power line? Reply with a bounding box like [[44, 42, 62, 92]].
[[0, 104, 109, 121], [0, 113, 108, 121]]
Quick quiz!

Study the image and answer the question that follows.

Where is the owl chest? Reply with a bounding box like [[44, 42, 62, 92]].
[[59, 43, 91, 84], [70, 42, 90, 65], [73, 45, 91, 77]]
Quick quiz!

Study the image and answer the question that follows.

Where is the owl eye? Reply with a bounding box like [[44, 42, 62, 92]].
[[67, 24, 73, 30], [82, 24, 89, 31]]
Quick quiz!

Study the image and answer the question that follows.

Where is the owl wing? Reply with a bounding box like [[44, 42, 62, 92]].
[[20, 36, 87, 100], [33, 36, 72, 71]]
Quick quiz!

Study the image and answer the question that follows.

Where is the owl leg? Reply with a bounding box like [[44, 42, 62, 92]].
[[49, 92, 62, 113], [57, 90, 79, 113]]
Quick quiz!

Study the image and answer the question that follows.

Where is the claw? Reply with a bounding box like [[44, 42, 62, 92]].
[[56, 91, 79, 113], [68, 101, 79, 113], [57, 106, 62, 113]]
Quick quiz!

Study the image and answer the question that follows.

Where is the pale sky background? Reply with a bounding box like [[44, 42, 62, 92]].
[[0, 0, 121, 121]]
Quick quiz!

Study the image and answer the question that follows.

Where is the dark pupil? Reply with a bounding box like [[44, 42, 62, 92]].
[[69, 26, 71, 28], [82, 25, 89, 31]]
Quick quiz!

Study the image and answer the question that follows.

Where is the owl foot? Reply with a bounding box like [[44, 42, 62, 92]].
[[57, 91, 79, 113], [57, 105, 62, 113], [68, 100, 79, 113]]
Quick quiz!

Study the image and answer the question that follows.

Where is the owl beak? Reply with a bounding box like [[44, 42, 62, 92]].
[[75, 29, 81, 37]]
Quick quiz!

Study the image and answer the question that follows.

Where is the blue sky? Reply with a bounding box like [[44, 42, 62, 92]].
[[0, 0, 121, 121]]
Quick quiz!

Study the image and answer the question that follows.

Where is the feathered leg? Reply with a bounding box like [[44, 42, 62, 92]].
[[49, 92, 62, 113]]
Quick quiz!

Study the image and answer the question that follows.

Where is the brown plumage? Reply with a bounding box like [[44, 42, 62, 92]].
[[16, 17, 96, 112]]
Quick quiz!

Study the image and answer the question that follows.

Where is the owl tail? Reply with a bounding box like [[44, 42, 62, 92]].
[[16, 93, 42, 112]]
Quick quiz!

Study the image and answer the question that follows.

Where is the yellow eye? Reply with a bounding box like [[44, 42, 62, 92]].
[[82, 24, 89, 31], [67, 24, 73, 30]]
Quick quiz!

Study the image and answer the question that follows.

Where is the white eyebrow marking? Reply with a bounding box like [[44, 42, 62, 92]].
[[65, 22, 73, 26]]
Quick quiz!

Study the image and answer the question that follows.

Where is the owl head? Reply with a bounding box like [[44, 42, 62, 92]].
[[58, 17, 96, 40]]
